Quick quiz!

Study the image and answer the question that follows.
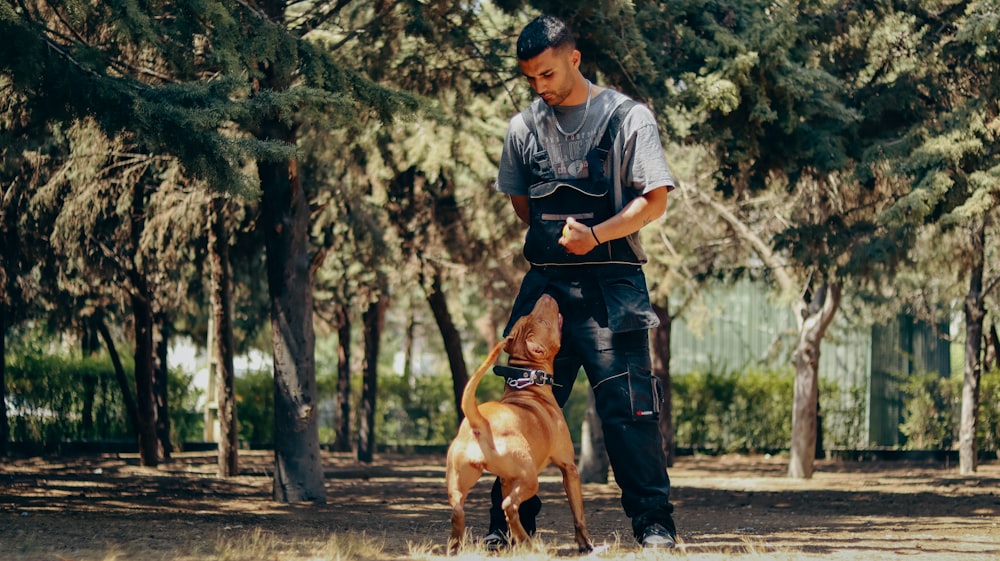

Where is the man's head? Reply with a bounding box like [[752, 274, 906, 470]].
[[516, 15, 584, 107], [516, 15, 575, 61]]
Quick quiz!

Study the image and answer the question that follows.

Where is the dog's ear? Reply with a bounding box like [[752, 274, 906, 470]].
[[504, 315, 527, 354], [503, 333, 515, 354], [526, 339, 546, 360]]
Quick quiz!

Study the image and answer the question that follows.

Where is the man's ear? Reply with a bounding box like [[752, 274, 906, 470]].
[[571, 48, 581, 68]]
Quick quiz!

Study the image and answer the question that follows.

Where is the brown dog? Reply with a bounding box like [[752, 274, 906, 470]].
[[445, 294, 593, 554]]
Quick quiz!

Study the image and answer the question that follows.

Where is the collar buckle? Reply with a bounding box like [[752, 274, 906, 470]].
[[493, 365, 556, 388]]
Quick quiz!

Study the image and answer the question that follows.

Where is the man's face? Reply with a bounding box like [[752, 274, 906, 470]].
[[518, 45, 581, 107]]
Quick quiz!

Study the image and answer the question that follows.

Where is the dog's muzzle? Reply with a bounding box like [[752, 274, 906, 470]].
[[494, 366, 557, 388]]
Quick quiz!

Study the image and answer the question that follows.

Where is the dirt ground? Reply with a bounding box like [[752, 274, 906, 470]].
[[1, 450, 998, 561]]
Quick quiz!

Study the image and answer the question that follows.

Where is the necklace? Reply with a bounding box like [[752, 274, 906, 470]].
[[553, 80, 592, 137]]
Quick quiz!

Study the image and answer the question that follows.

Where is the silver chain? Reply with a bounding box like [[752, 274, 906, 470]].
[[553, 80, 592, 137]]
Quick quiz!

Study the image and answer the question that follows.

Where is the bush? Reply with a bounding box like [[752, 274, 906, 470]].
[[7, 352, 132, 444], [672, 369, 736, 451], [234, 368, 275, 447], [377, 371, 459, 446], [979, 368, 1000, 452], [723, 368, 794, 452], [899, 371, 959, 450], [672, 366, 794, 452], [821, 382, 868, 449], [168, 369, 204, 447], [6, 349, 202, 451], [897, 367, 1000, 453]]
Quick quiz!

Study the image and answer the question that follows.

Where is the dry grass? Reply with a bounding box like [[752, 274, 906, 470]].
[[2, 451, 998, 561]]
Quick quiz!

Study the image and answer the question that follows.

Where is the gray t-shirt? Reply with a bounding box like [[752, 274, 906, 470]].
[[496, 89, 675, 261]]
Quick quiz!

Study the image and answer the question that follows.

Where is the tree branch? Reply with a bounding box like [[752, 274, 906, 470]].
[[690, 186, 797, 294]]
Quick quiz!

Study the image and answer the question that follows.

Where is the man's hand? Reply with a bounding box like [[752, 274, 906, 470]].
[[559, 217, 600, 255]]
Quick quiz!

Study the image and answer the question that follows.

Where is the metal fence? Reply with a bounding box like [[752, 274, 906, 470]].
[[670, 280, 951, 447]]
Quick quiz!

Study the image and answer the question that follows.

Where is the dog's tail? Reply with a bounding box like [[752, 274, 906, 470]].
[[461, 340, 505, 431]]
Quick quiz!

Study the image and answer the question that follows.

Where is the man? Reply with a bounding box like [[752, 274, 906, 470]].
[[488, 14, 678, 550]]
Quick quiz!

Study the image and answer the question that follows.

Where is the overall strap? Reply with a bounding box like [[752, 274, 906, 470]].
[[523, 98, 638, 194], [591, 99, 636, 213], [590, 99, 637, 178]]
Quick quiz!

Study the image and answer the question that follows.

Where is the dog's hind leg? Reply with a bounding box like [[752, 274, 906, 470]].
[[446, 461, 482, 554], [447, 499, 465, 555], [500, 476, 539, 545]]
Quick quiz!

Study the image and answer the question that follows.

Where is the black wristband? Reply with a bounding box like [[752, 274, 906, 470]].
[[590, 226, 601, 245]]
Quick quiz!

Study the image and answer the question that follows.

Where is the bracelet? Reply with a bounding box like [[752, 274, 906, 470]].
[[590, 226, 601, 245]]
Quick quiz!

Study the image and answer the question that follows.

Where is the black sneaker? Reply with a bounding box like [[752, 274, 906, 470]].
[[639, 523, 676, 549], [482, 529, 509, 551]]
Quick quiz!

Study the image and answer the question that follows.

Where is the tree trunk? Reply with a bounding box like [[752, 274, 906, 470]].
[[261, 153, 326, 503], [578, 388, 609, 483], [960, 222, 985, 474], [81, 373, 96, 436], [132, 291, 160, 467], [123, 171, 158, 467], [154, 313, 172, 460], [652, 302, 675, 466], [402, 309, 416, 408], [789, 283, 841, 479], [210, 195, 239, 477], [80, 325, 99, 438], [97, 318, 140, 434], [359, 296, 388, 463], [424, 270, 468, 425], [252, 0, 325, 503], [987, 322, 999, 373], [1, 306, 7, 458], [334, 306, 352, 453]]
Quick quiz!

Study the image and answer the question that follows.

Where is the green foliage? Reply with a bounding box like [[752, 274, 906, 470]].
[[672, 366, 794, 452], [980, 368, 1000, 452], [898, 368, 1000, 452], [234, 368, 275, 447], [899, 371, 959, 450], [376, 371, 457, 445], [5, 348, 202, 449], [821, 382, 869, 449], [168, 368, 204, 447], [7, 352, 131, 444], [672, 368, 738, 450]]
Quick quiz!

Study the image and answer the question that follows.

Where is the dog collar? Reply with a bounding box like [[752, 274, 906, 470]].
[[493, 365, 556, 389]]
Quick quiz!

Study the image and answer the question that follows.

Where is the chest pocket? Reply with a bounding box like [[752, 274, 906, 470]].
[[525, 179, 615, 265]]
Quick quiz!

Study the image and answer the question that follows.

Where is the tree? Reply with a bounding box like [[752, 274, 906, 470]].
[[209, 194, 239, 477], [637, 0, 936, 478], [3, 0, 419, 497], [845, 0, 1000, 474], [299, 1, 533, 456], [0, 304, 7, 458], [358, 293, 388, 463]]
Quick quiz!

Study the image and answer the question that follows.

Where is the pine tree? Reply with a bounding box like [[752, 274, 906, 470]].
[[2, 0, 419, 499]]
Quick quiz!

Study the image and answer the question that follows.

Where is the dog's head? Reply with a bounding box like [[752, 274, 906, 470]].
[[504, 294, 562, 367]]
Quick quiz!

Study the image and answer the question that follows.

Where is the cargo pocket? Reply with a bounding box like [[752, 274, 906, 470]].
[[627, 354, 661, 420]]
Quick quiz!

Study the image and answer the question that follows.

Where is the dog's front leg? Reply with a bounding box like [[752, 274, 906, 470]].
[[555, 461, 594, 552]]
